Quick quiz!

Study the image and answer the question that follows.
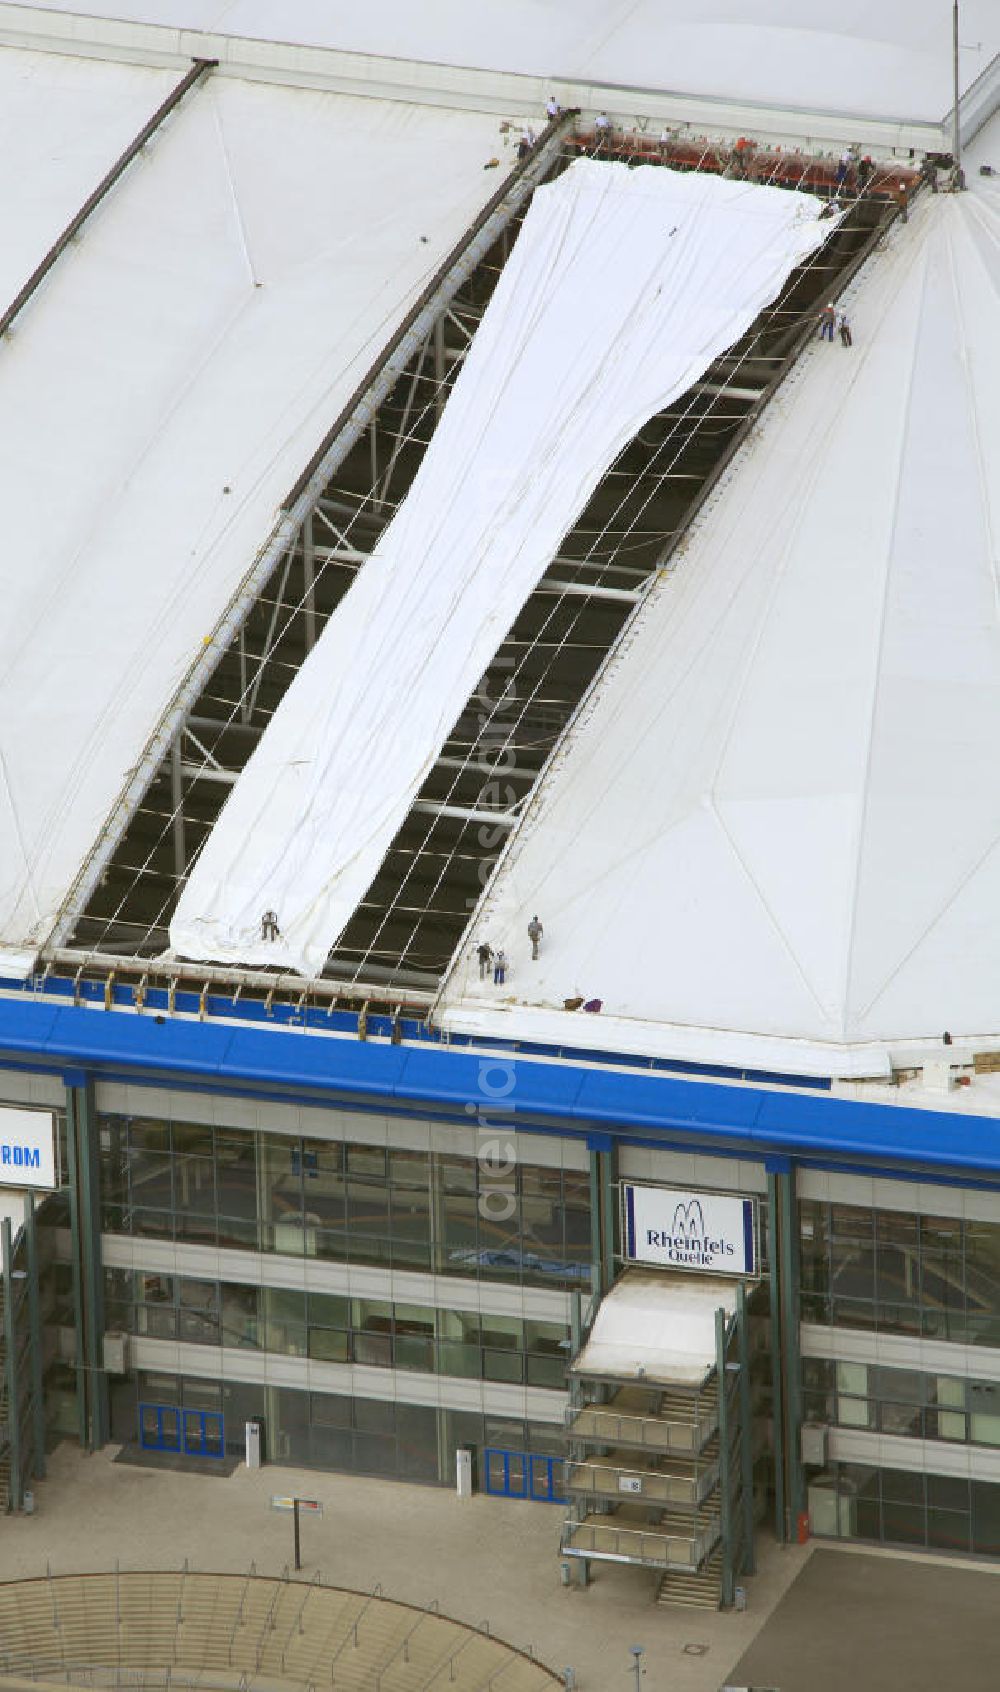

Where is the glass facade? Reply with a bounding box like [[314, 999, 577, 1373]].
[[104, 1269, 570, 1388], [108, 1370, 564, 1484], [99, 1116, 591, 1288], [803, 1357, 1000, 1450], [800, 1200, 1000, 1346], [808, 1464, 1000, 1556]]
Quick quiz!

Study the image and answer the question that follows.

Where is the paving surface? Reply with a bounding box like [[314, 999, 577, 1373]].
[[0, 1445, 814, 1691], [726, 1546, 1000, 1692]]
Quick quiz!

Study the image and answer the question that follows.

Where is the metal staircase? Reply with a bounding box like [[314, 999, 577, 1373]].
[[560, 1276, 759, 1609]]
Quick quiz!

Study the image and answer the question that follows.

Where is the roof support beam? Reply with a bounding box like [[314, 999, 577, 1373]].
[[0, 58, 216, 342], [538, 577, 644, 604], [411, 801, 518, 828]]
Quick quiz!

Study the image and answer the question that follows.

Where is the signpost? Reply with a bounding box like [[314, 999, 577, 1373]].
[[270, 1495, 322, 1570]]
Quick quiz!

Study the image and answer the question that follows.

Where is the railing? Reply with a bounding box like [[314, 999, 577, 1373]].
[[565, 1403, 717, 1454], [561, 1514, 720, 1570], [563, 1457, 719, 1509]]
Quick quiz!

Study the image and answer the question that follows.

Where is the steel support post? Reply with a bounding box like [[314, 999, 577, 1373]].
[[601, 1145, 617, 1293], [588, 1147, 602, 1299], [67, 1080, 108, 1450], [302, 513, 317, 653], [25, 1196, 46, 1480], [779, 1167, 804, 1533], [715, 1306, 734, 1608], [766, 1171, 786, 1543], [3, 1218, 22, 1511], [170, 737, 186, 887], [433, 315, 446, 422], [239, 627, 250, 724], [737, 1281, 755, 1575], [64, 1087, 89, 1450]]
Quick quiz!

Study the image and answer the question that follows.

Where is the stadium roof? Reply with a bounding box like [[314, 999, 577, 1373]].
[[437, 156, 1000, 1077], [3, 1, 998, 139], [0, 42, 511, 975], [0, 0, 997, 1101]]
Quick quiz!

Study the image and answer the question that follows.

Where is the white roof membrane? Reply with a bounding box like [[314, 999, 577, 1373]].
[[8, 1, 999, 127], [170, 161, 831, 976], [437, 183, 1000, 1066], [0, 60, 506, 969], [0, 45, 177, 306]]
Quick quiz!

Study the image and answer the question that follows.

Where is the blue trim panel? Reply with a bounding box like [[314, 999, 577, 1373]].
[[2, 974, 832, 1094], [2, 995, 1000, 1179], [743, 1199, 755, 1273]]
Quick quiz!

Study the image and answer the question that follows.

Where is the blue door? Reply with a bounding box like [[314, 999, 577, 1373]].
[[483, 1447, 565, 1502], [139, 1402, 224, 1460]]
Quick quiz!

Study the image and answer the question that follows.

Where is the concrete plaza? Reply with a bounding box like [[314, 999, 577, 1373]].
[[1, 1444, 808, 1690], [5, 1449, 1000, 1690]]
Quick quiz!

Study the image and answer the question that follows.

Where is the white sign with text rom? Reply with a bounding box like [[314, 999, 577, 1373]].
[[623, 1184, 755, 1276], [0, 1107, 56, 1189]]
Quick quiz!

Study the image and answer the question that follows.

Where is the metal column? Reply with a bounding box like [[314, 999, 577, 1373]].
[[588, 1146, 602, 1298], [570, 1288, 582, 1356], [601, 1145, 617, 1293], [737, 1281, 755, 1575], [715, 1305, 734, 1608], [25, 1196, 46, 1480], [170, 737, 186, 886], [3, 1218, 22, 1511], [766, 1170, 786, 1543], [433, 316, 446, 421], [66, 1078, 108, 1450], [302, 513, 317, 653], [779, 1166, 804, 1532], [64, 1087, 89, 1450]]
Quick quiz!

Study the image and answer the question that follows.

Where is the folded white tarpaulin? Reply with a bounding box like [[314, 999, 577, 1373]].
[[171, 159, 830, 975]]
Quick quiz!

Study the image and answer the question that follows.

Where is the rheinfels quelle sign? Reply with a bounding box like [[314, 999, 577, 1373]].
[[623, 1184, 756, 1276]]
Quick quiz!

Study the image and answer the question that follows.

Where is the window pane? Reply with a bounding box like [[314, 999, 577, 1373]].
[[394, 1335, 434, 1372], [881, 1500, 925, 1546], [800, 1202, 830, 1295], [527, 1355, 566, 1389], [354, 1396, 394, 1434], [388, 1148, 428, 1189], [391, 1187, 431, 1241], [346, 1144, 387, 1180], [353, 1332, 391, 1368], [879, 1402, 922, 1437], [216, 1132, 257, 1219], [311, 1391, 351, 1428], [129, 1120, 171, 1153], [831, 1206, 874, 1240], [483, 1349, 523, 1384], [927, 1509, 970, 1552], [221, 1283, 259, 1348], [437, 1341, 480, 1378], [972, 1480, 1000, 1554], [881, 1467, 923, 1505], [308, 1328, 348, 1363]]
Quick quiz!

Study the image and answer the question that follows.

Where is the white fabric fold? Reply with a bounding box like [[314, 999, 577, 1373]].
[[170, 159, 830, 974]]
